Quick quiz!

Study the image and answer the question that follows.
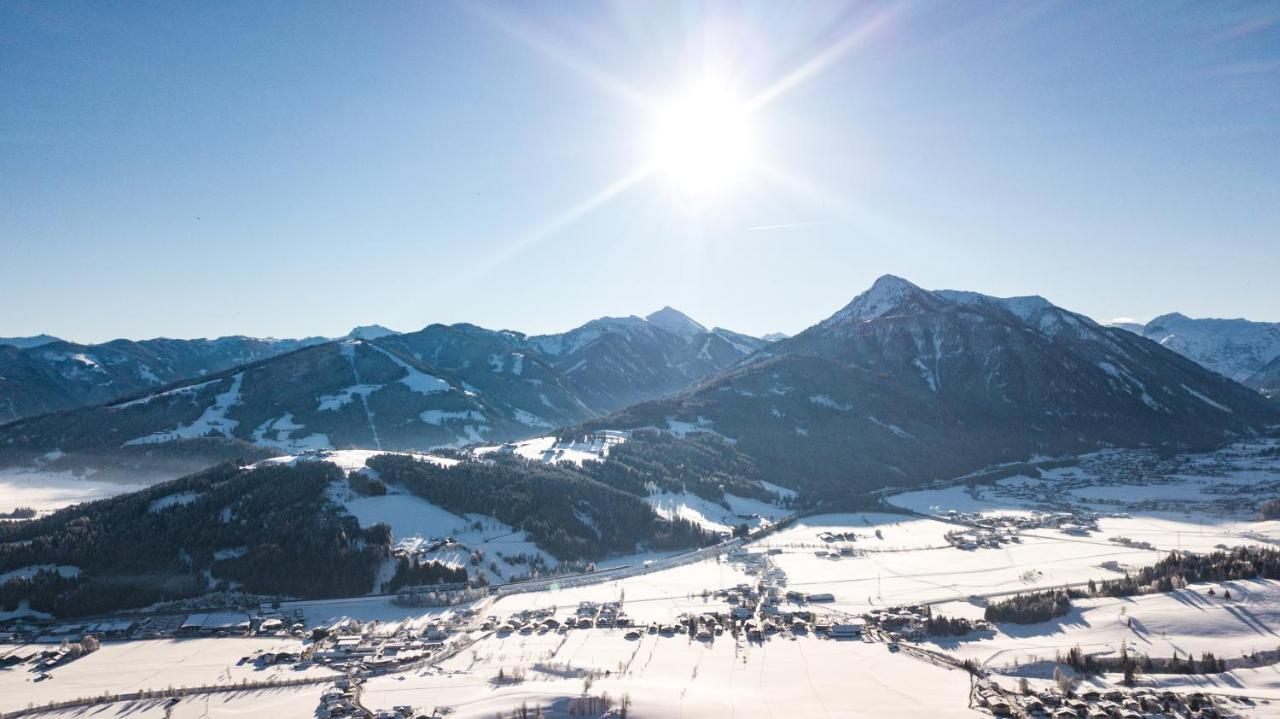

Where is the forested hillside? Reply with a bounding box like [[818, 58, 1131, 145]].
[[0, 462, 389, 616]]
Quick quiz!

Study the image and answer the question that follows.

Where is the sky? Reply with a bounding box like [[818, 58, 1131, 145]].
[[2, 1, 1278, 343]]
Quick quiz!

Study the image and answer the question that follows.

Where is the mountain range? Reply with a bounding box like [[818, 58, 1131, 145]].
[[1112, 313, 1280, 388], [4, 280, 1277, 488], [586, 276, 1278, 498], [4, 276, 1278, 617], [0, 308, 767, 479], [0, 335, 327, 424]]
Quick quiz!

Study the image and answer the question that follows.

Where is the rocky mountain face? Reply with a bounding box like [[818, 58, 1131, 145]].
[[524, 308, 769, 414], [1115, 313, 1280, 383], [0, 310, 765, 479], [0, 336, 326, 423], [1246, 354, 1280, 398], [588, 276, 1279, 498]]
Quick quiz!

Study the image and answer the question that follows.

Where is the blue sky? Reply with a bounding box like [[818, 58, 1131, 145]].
[[2, 1, 1277, 343]]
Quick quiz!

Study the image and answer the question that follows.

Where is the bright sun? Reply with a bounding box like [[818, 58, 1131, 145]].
[[649, 80, 757, 199]]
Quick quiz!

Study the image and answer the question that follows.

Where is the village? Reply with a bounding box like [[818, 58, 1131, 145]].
[[4, 440, 1280, 717]]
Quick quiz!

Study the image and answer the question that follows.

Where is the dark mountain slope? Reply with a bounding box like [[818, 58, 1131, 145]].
[[0, 335, 324, 422], [585, 276, 1278, 498], [0, 340, 526, 478], [1247, 354, 1280, 398], [526, 307, 764, 413]]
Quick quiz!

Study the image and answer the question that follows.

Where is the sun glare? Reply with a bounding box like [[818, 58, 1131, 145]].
[[649, 80, 757, 199]]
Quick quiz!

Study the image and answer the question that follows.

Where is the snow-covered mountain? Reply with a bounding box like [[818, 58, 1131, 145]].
[[1113, 313, 1280, 383], [346, 324, 399, 340], [589, 275, 1278, 498], [0, 310, 766, 478], [523, 307, 769, 413], [0, 335, 326, 423], [0, 339, 526, 479]]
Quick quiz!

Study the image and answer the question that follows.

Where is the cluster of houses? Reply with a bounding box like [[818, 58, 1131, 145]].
[[309, 615, 465, 673], [942, 510, 1102, 550], [0, 605, 307, 648], [0, 634, 100, 681], [316, 678, 364, 718], [977, 681, 1233, 718]]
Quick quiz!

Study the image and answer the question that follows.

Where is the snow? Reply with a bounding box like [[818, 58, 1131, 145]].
[[0, 638, 337, 714], [316, 383, 380, 411], [475, 432, 627, 466], [1142, 312, 1280, 382], [1183, 383, 1234, 412], [946, 579, 1280, 671], [370, 344, 451, 394], [808, 394, 852, 410], [139, 365, 163, 383], [10, 441, 1280, 716], [511, 408, 553, 428], [0, 599, 51, 622], [147, 491, 201, 513], [0, 564, 79, 584], [358, 628, 980, 718], [70, 352, 102, 369], [646, 491, 789, 533], [645, 305, 708, 340], [251, 412, 331, 451], [338, 489, 474, 543], [257, 449, 459, 476], [124, 372, 243, 445], [20, 685, 327, 719], [666, 416, 717, 437], [832, 274, 927, 322], [115, 379, 217, 408], [868, 415, 913, 439], [419, 409, 485, 425]]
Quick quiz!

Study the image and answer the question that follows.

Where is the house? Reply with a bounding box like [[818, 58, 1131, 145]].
[[829, 622, 864, 638]]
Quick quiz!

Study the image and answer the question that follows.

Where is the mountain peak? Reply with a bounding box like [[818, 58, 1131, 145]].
[[1148, 312, 1190, 327], [347, 324, 399, 340], [830, 275, 935, 322], [645, 306, 708, 340]]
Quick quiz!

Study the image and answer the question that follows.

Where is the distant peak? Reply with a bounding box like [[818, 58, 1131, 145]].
[[761, 332, 788, 342], [0, 334, 62, 349], [1148, 312, 1190, 326], [831, 274, 933, 322], [347, 324, 398, 340], [645, 306, 708, 340], [870, 274, 921, 292]]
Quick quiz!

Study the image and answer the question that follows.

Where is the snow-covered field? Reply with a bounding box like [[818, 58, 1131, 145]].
[[943, 578, 1280, 670], [361, 631, 981, 718], [489, 556, 755, 624], [16, 685, 326, 719], [645, 489, 790, 533], [0, 638, 337, 714]]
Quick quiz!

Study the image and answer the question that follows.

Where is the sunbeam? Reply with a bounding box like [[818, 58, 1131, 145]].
[[746, 8, 896, 112], [453, 162, 657, 288]]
